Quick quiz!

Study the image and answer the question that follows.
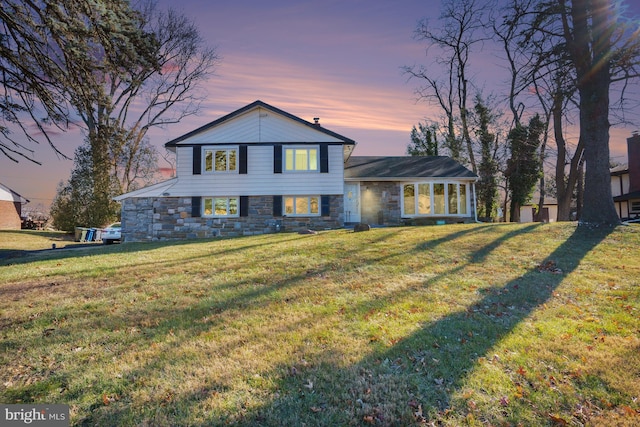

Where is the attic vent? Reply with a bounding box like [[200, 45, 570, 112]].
[[313, 117, 320, 125]]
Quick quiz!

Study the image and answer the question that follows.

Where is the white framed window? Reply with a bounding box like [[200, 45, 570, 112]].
[[203, 197, 239, 217], [204, 147, 237, 173], [402, 182, 469, 216], [284, 147, 318, 171], [284, 196, 320, 216]]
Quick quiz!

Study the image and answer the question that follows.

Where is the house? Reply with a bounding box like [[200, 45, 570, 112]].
[[0, 183, 29, 230], [115, 101, 478, 242], [519, 193, 559, 223], [611, 132, 640, 220], [344, 156, 477, 225]]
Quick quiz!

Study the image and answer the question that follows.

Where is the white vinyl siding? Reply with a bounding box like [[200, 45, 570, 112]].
[[172, 145, 343, 197], [176, 107, 343, 144]]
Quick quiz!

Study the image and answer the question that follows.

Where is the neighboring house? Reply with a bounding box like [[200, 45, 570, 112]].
[[0, 183, 29, 230], [519, 193, 559, 223], [612, 132, 640, 220], [115, 101, 478, 242]]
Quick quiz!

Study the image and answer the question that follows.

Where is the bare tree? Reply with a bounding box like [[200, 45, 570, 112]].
[[405, 0, 492, 172], [108, 5, 219, 193], [0, 1, 72, 162], [531, 0, 640, 226]]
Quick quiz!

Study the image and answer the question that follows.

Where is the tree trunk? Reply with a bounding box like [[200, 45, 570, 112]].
[[509, 197, 520, 223], [571, 0, 619, 226], [534, 175, 546, 222], [576, 158, 584, 220]]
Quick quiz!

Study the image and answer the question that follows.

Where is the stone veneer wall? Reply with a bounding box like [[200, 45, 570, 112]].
[[121, 195, 343, 242], [359, 182, 402, 225]]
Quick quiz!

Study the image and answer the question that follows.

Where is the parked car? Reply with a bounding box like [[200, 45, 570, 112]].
[[102, 223, 121, 244]]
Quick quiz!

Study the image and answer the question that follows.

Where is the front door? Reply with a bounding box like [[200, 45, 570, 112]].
[[344, 183, 361, 223]]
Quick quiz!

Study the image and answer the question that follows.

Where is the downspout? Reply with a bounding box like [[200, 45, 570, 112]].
[[473, 180, 480, 223]]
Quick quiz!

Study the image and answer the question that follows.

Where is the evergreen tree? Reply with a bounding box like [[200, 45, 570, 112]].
[[473, 97, 499, 219], [506, 115, 544, 222], [50, 142, 120, 231], [407, 122, 439, 156]]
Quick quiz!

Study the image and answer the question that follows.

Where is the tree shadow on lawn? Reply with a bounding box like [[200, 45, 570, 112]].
[[0, 230, 326, 264], [1, 224, 614, 425], [1, 228, 410, 424], [234, 225, 614, 426]]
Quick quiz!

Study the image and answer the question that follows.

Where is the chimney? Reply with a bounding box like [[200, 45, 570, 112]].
[[628, 131, 640, 193]]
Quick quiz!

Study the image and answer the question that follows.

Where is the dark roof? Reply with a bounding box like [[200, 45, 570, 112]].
[[165, 100, 356, 147], [344, 156, 477, 180], [613, 190, 640, 202]]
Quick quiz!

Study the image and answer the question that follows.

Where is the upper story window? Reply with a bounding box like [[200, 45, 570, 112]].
[[204, 148, 237, 173], [284, 147, 318, 171]]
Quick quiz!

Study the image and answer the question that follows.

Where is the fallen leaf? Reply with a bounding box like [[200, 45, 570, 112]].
[[363, 415, 375, 424], [620, 405, 638, 416], [462, 389, 474, 399], [517, 366, 526, 376], [514, 385, 524, 398], [500, 396, 509, 406], [310, 406, 323, 413], [414, 404, 426, 422], [548, 413, 568, 425]]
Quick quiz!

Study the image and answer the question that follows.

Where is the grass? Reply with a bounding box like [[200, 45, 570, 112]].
[[0, 222, 638, 426], [0, 230, 97, 254]]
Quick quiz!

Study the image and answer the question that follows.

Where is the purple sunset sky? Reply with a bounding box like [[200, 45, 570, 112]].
[[1, 0, 639, 210]]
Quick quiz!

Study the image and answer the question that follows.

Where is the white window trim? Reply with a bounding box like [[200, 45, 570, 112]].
[[283, 195, 321, 216], [203, 146, 239, 173], [401, 181, 470, 217], [202, 197, 240, 217], [284, 146, 319, 172]]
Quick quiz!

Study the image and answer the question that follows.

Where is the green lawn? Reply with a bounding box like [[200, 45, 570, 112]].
[[0, 223, 638, 426]]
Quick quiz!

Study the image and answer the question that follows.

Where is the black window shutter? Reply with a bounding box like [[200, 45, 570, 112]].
[[274, 144, 282, 173], [320, 144, 329, 173], [273, 195, 283, 217], [192, 197, 201, 217], [239, 145, 248, 174], [192, 146, 201, 175], [240, 196, 249, 217], [321, 195, 330, 216]]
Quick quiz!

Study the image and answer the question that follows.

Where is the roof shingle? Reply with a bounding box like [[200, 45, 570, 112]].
[[344, 156, 477, 180]]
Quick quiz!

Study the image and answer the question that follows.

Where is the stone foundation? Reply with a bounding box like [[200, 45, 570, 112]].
[[121, 195, 343, 242]]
